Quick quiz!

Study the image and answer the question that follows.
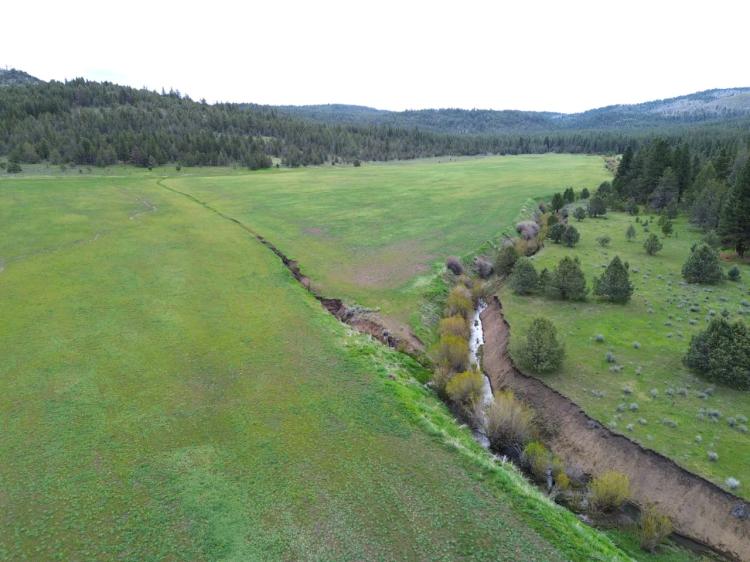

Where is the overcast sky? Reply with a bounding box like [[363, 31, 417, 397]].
[[3, 0, 748, 113]]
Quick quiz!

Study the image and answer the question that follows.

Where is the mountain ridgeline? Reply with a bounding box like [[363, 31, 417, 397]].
[[0, 69, 749, 169]]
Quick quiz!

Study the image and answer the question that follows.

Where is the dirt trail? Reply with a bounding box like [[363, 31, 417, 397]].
[[481, 296, 750, 561], [155, 179, 425, 356]]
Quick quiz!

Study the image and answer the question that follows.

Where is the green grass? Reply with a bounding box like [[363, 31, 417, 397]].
[[501, 212, 750, 498], [164, 154, 610, 335], [0, 172, 628, 560]]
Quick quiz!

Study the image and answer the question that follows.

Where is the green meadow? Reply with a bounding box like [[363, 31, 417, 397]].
[[165, 154, 610, 335], [0, 169, 631, 559], [501, 212, 750, 498]]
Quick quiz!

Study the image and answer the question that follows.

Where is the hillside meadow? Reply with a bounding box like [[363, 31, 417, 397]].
[[0, 169, 630, 559], [501, 212, 750, 498]]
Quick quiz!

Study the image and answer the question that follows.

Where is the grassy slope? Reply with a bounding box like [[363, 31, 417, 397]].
[[166, 155, 610, 330], [501, 212, 750, 498], [0, 174, 627, 560]]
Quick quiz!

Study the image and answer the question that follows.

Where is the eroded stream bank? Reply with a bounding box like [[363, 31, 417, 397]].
[[482, 296, 750, 561]]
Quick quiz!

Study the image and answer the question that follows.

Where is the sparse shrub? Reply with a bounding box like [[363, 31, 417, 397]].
[[726, 477, 740, 490], [573, 207, 586, 221], [605, 351, 616, 363], [629, 402, 639, 411], [439, 315, 470, 339], [682, 244, 723, 284], [594, 256, 633, 303], [595, 334, 605, 343], [509, 257, 539, 295], [548, 223, 566, 244], [445, 256, 464, 275], [633, 341, 641, 349], [708, 451, 718, 462], [728, 265, 741, 282], [518, 317, 565, 373], [684, 317, 750, 389], [590, 471, 630, 512], [643, 234, 663, 256], [516, 220, 540, 241], [547, 256, 588, 301], [596, 235, 611, 247], [474, 256, 493, 279], [445, 285, 473, 319], [435, 334, 469, 372], [561, 225, 580, 247], [639, 504, 673, 552], [495, 244, 519, 275], [485, 390, 534, 450], [445, 370, 485, 413]]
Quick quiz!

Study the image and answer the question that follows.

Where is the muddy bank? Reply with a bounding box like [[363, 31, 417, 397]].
[[481, 296, 750, 561]]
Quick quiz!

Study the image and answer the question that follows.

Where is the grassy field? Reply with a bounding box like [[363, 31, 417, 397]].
[[165, 154, 611, 335], [0, 172, 630, 559], [501, 212, 750, 498]]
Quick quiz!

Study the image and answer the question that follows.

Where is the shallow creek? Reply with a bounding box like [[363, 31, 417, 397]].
[[469, 300, 494, 448]]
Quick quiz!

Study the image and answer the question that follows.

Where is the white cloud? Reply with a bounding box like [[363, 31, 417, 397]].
[[3, 0, 748, 112]]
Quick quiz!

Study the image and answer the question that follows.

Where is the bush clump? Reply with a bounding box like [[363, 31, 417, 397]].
[[516, 220, 540, 241], [474, 256, 493, 279], [435, 334, 469, 373], [684, 317, 750, 389], [523, 441, 551, 482], [439, 315, 470, 339], [509, 257, 539, 295], [590, 471, 630, 513], [546, 256, 588, 301], [639, 504, 673, 552], [728, 265, 741, 282], [682, 244, 723, 284], [495, 244, 519, 276], [445, 285, 473, 319], [445, 256, 464, 275], [485, 391, 534, 451], [643, 234, 663, 256], [594, 255, 633, 303], [518, 317, 565, 373], [445, 370, 485, 415]]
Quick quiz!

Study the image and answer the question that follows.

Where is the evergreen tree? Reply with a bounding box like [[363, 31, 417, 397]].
[[561, 225, 580, 247], [548, 256, 588, 301], [580, 187, 590, 199], [648, 167, 679, 211], [684, 318, 750, 389], [551, 192, 565, 211], [682, 244, 723, 284], [588, 195, 607, 218], [626, 224, 637, 241], [509, 257, 539, 295], [518, 317, 565, 373], [643, 234, 663, 255], [719, 158, 750, 257], [563, 187, 575, 204], [495, 244, 519, 275], [594, 256, 633, 303], [548, 223, 565, 243]]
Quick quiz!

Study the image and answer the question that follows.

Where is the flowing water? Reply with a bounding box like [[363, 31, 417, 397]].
[[469, 300, 494, 448]]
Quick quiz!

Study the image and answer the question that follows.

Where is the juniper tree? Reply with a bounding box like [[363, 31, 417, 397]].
[[547, 256, 588, 301], [588, 195, 607, 217], [573, 207, 586, 221], [626, 224, 637, 241], [684, 317, 750, 389], [561, 225, 580, 247], [548, 223, 566, 243], [551, 192, 565, 211], [495, 244, 519, 275], [509, 257, 539, 295], [518, 317, 565, 373], [643, 234, 663, 255], [594, 256, 633, 303], [682, 244, 723, 284]]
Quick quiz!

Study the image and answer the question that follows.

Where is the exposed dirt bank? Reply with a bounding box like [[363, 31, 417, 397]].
[[481, 296, 750, 561], [156, 180, 425, 356]]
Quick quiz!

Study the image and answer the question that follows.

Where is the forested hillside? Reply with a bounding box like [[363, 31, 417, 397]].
[[1, 72, 749, 169]]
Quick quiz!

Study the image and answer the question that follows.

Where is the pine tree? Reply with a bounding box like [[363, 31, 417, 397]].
[[643, 234, 663, 256], [719, 158, 750, 257], [626, 224, 637, 241], [648, 167, 679, 211], [682, 244, 723, 284], [509, 257, 539, 295], [594, 256, 633, 303], [548, 256, 588, 301], [518, 317, 565, 373]]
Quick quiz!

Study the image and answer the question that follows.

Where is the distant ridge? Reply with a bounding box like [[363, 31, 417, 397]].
[[0, 68, 43, 87], [274, 87, 750, 134]]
